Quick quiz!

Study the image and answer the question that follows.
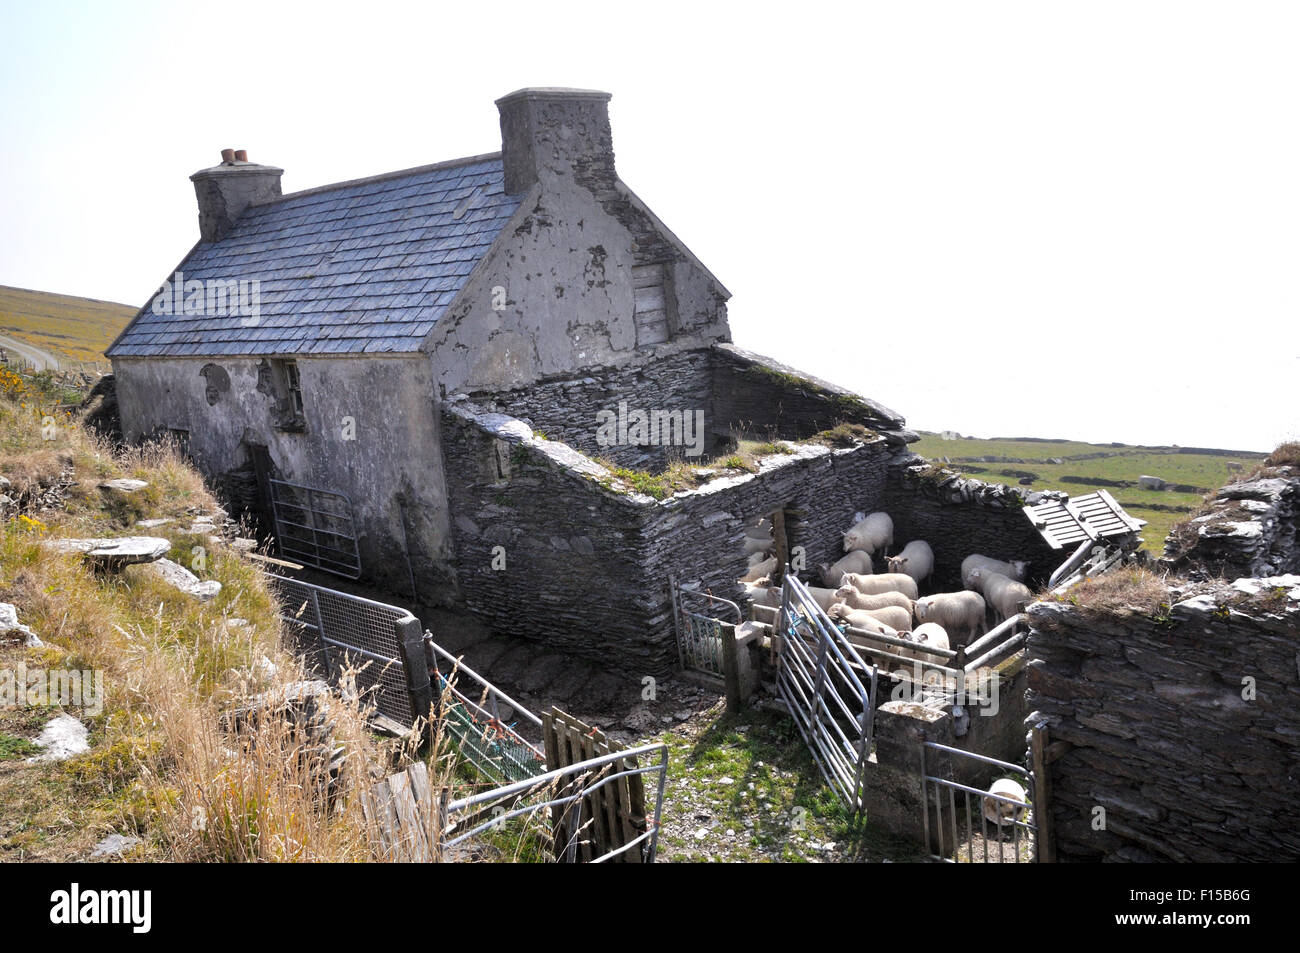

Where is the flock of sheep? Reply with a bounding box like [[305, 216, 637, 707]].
[[739, 510, 1036, 664], [739, 510, 1033, 828]]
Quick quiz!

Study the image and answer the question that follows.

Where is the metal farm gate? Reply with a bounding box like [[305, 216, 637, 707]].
[[269, 478, 362, 578], [775, 575, 879, 813], [920, 734, 1047, 863], [267, 573, 423, 725], [669, 577, 741, 679]]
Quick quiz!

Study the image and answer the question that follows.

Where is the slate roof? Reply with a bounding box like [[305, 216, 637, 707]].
[[108, 154, 522, 357]]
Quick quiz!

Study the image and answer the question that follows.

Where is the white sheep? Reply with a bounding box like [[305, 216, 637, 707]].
[[831, 585, 913, 614], [914, 590, 986, 641], [817, 549, 873, 587], [982, 778, 1028, 825], [899, 621, 950, 662], [960, 554, 1028, 590], [839, 571, 919, 601], [970, 568, 1033, 624], [828, 603, 912, 633], [741, 579, 781, 608], [740, 555, 777, 583], [842, 512, 893, 554], [885, 540, 934, 587]]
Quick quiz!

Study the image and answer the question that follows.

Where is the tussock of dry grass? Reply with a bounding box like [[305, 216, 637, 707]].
[[1043, 567, 1174, 616], [1264, 441, 1300, 469]]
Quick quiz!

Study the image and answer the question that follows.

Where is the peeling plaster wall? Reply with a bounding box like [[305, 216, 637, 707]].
[[112, 355, 454, 598], [425, 184, 729, 398]]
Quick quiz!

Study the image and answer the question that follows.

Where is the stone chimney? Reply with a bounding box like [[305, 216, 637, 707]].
[[496, 88, 615, 195], [190, 150, 284, 243]]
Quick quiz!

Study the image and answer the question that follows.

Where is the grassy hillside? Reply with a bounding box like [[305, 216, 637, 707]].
[[0, 369, 427, 861], [0, 285, 136, 365], [911, 433, 1267, 552]]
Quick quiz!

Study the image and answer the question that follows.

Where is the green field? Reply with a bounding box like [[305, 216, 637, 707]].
[[0, 284, 136, 365], [911, 433, 1268, 552]]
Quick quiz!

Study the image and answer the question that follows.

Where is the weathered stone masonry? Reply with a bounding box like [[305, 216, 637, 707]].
[[1025, 588, 1300, 862]]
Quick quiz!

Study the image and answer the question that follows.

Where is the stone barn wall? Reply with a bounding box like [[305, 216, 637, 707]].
[[643, 438, 898, 613], [1025, 584, 1300, 862], [468, 342, 920, 475], [710, 343, 912, 445], [464, 348, 716, 471], [440, 401, 659, 668], [883, 463, 1065, 591], [441, 398, 902, 674]]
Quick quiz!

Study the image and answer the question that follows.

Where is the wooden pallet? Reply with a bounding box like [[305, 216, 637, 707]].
[[541, 708, 648, 863]]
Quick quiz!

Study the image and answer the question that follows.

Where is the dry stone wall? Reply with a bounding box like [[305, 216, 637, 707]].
[[883, 462, 1065, 591], [1025, 582, 1300, 862], [440, 397, 902, 673], [1165, 466, 1300, 580], [463, 349, 715, 471]]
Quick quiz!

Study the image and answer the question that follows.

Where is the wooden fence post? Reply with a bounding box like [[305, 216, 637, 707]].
[[1030, 720, 1057, 863]]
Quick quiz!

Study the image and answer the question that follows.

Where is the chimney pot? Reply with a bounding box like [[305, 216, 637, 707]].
[[221, 148, 236, 163], [234, 149, 248, 162]]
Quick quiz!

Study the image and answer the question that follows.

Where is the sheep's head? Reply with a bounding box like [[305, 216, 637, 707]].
[[828, 603, 849, 620], [841, 532, 856, 553], [969, 567, 984, 585], [1011, 560, 1029, 579], [914, 599, 932, 622], [886, 555, 909, 573], [834, 584, 855, 602]]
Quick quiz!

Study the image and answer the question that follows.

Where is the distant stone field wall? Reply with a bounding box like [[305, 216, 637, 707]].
[[1165, 465, 1300, 580], [1026, 585, 1300, 862], [883, 462, 1065, 591], [440, 397, 902, 673]]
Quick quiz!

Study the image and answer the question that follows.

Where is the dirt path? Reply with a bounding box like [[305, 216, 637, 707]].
[[0, 332, 60, 371]]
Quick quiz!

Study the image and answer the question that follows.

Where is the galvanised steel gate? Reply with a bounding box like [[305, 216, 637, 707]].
[[920, 741, 1040, 863], [776, 575, 878, 813], [268, 478, 362, 578], [669, 576, 741, 679]]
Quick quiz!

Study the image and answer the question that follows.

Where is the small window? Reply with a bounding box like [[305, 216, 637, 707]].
[[632, 263, 676, 347], [271, 359, 307, 432]]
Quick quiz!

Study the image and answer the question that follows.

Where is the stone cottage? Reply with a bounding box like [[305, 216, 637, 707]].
[[108, 88, 1061, 672]]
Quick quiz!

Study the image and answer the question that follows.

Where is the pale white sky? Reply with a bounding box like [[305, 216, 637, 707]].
[[1, 1, 1296, 451]]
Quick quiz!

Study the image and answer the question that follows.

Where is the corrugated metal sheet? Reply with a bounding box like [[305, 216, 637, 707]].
[[1025, 489, 1147, 549], [109, 156, 521, 358]]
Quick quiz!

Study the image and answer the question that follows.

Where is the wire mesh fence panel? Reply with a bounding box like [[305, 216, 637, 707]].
[[267, 573, 415, 724], [268, 479, 362, 578]]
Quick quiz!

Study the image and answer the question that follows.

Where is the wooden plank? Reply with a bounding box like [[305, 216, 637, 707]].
[[633, 285, 666, 311], [631, 263, 665, 288]]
